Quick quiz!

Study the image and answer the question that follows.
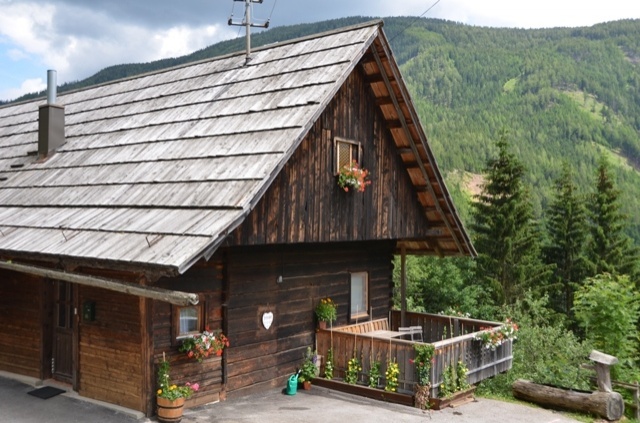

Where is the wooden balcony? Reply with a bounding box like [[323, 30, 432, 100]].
[[315, 311, 513, 400]]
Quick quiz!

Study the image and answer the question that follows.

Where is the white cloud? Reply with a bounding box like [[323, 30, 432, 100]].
[[0, 1, 235, 99], [1, 77, 46, 101], [0, 3, 55, 57], [7, 48, 28, 60], [154, 25, 230, 59]]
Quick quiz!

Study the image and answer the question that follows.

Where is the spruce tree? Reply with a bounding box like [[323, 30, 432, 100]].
[[471, 132, 552, 306], [543, 163, 590, 317], [587, 156, 637, 277]]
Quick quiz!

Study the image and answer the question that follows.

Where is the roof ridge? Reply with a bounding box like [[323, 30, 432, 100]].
[[250, 19, 383, 54], [0, 20, 383, 111]]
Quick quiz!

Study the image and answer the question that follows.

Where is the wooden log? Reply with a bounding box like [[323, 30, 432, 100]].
[[0, 261, 199, 306], [512, 379, 624, 421]]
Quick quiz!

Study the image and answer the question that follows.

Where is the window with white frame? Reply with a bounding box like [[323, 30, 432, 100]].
[[350, 272, 369, 320], [334, 137, 361, 174]]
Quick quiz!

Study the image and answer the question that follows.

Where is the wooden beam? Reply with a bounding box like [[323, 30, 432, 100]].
[[364, 73, 385, 83], [375, 96, 393, 106], [371, 43, 466, 256], [0, 260, 199, 306]]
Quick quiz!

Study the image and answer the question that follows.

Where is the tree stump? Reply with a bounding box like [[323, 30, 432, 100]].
[[512, 379, 623, 421]]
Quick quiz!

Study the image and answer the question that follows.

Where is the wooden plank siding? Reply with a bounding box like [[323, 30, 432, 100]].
[[77, 286, 144, 410], [228, 64, 432, 247], [150, 257, 226, 415], [0, 269, 45, 379], [222, 241, 395, 398], [0, 259, 225, 417]]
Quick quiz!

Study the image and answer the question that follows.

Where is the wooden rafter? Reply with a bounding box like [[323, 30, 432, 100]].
[[369, 46, 464, 255]]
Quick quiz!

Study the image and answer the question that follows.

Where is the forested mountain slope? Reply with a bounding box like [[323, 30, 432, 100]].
[[6, 17, 640, 240]]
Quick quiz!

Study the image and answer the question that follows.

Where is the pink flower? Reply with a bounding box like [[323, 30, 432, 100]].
[[186, 382, 200, 392]]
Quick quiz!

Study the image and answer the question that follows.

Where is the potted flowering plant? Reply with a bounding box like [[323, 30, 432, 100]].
[[156, 353, 199, 423], [179, 328, 229, 362], [410, 344, 434, 409], [337, 160, 371, 192], [473, 318, 519, 350], [298, 347, 319, 390], [315, 297, 337, 329]]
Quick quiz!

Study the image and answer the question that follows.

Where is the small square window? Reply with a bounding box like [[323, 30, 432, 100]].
[[350, 272, 369, 320], [334, 138, 361, 174], [174, 305, 203, 339]]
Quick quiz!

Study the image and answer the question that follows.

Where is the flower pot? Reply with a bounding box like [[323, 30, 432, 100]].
[[318, 321, 327, 330], [303, 381, 311, 390], [157, 396, 185, 423]]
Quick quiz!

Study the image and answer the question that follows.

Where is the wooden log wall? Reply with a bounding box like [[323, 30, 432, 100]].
[[0, 269, 45, 379], [228, 64, 432, 247], [223, 241, 394, 398], [151, 257, 225, 415]]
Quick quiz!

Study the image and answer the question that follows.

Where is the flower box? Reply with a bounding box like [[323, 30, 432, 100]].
[[311, 378, 413, 406]]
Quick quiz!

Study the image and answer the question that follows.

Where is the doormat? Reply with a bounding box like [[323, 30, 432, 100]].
[[27, 386, 66, 399]]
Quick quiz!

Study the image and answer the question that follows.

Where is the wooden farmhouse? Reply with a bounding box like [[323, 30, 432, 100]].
[[0, 21, 479, 416]]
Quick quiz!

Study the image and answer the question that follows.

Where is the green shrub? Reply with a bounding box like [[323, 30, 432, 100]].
[[573, 273, 640, 380], [477, 292, 591, 398]]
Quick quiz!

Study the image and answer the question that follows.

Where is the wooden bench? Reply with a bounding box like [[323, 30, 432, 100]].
[[334, 319, 389, 334]]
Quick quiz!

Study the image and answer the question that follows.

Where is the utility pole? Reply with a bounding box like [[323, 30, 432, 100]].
[[228, 0, 269, 64]]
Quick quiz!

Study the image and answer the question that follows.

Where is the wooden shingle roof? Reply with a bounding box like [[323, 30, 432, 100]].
[[0, 20, 474, 276]]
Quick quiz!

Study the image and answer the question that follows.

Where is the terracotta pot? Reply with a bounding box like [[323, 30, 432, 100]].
[[318, 321, 327, 330], [303, 380, 312, 390], [157, 396, 185, 423]]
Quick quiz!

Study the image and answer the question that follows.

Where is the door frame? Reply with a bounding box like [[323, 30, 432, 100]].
[[46, 279, 79, 389]]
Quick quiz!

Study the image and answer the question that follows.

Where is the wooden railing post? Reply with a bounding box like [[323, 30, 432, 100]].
[[635, 381, 639, 421], [590, 350, 618, 393], [400, 246, 407, 328]]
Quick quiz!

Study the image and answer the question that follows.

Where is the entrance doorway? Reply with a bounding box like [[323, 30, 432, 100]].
[[52, 281, 76, 384]]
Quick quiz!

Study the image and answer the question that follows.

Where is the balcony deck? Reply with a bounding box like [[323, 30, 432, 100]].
[[315, 311, 513, 400]]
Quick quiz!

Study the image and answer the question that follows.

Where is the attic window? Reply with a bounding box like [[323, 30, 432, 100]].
[[334, 137, 361, 175]]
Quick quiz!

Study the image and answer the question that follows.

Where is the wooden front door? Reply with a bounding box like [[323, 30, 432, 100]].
[[52, 281, 76, 384]]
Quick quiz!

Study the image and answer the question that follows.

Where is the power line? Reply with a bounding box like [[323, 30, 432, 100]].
[[388, 0, 443, 42]]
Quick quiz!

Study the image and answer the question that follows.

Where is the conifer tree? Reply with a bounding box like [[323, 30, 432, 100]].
[[543, 163, 590, 317], [587, 156, 637, 277], [471, 132, 552, 306]]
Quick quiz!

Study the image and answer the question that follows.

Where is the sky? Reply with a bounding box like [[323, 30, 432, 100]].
[[0, 0, 639, 102]]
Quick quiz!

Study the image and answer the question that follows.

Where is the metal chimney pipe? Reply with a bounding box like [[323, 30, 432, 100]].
[[47, 70, 57, 104]]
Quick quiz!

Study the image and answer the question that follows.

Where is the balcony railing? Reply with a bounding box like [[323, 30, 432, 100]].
[[316, 311, 513, 398]]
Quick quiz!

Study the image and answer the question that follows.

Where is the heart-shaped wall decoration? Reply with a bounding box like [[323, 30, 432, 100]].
[[262, 312, 274, 330]]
